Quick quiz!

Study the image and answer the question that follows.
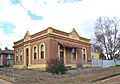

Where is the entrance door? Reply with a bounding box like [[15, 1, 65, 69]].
[[60, 45, 64, 64], [26, 48, 29, 66]]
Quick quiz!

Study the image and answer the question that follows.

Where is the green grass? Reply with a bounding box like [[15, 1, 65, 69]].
[[115, 65, 120, 67]]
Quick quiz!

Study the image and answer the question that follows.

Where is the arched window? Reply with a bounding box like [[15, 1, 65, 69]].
[[72, 48, 76, 59], [41, 45, 44, 59], [16, 51, 18, 61], [82, 48, 86, 60], [34, 47, 37, 59], [20, 49, 23, 61]]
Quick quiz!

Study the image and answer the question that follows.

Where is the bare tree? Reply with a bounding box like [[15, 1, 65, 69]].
[[92, 43, 103, 52], [94, 17, 120, 60]]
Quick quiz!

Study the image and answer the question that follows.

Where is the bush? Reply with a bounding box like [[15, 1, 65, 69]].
[[46, 58, 67, 74]]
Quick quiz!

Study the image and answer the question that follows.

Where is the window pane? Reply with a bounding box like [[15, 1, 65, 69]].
[[83, 54, 85, 60], [72, 48, 75, 53], [82, 49, 85, 54], [82, 49, 86, 60], [60, 45, 64, 52], [41, 45, 44, 59], [34, 53, 36, 59], [72, 48, 76, 59], [34, 47, 37, 52], [16, 51, 18, 61], [8, 55, 11, 59], [20, 50, 22, 61], [34, 47, 37, 59], [41, 52, 44, 59], [41, 45, 44, 52]]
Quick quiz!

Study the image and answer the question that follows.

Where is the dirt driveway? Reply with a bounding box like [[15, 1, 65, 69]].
[[0, 67, 120, 84]]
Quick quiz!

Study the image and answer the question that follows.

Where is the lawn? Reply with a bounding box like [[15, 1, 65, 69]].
[[114, 65, 120, 68], [0, 67, 120, 84]]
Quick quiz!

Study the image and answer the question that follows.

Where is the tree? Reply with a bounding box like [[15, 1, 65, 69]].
[[92, 43, 103, 53], [94, 17, 120, 60]]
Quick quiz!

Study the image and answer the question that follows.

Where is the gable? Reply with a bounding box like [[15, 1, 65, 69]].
[[24, 31, 31, 41], [69, 28, 80, 40]]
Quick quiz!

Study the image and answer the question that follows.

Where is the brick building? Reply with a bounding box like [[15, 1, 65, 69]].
[[0, 47, 14, 66], [13, 27, 91, 69]]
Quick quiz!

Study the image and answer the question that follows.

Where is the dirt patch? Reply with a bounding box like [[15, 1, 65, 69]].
[[0, 67, 120, 84], [0, 76, 14, 83]]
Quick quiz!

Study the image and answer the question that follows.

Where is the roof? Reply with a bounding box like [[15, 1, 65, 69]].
[[0, 47, 14, 54], [58, 40, 81, 48], [3, 50, 14, 54], [13, 27, 91, 47]]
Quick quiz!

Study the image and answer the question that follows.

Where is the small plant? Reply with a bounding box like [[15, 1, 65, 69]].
[[46, 58, 67, 74]]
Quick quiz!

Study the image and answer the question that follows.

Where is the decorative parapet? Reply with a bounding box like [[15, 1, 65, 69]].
[[47, 27, 53, 33], [69, 28, 80, 40], [23, 31, 31, 42]]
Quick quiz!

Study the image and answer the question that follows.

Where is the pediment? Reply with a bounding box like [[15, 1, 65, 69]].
[[24, 31, 31, 41], [69, 28, 80, 40]]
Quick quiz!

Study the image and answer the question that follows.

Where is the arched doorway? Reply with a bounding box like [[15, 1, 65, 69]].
[[26, 48, 29, 66]]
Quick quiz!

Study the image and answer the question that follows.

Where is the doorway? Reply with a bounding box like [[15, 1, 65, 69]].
[[26, 48, 29, 66]]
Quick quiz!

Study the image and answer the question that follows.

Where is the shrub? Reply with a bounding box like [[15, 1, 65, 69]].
[[46, 58, 67, 74]]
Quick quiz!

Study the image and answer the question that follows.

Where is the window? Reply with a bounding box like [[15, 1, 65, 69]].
[[41, 45, 44, 59], [0, 55, 2, 59], [10, 55, 12, 59], [72, 48, 76, 59], [0, 55, 3, 59], [82, 49, 86, 60], [5, 55, 7, 58], [20, 50, 23, 61], [60, 45, 64, 52], [34, 47, 37, 59], [8, 54, 11, 59], [16, 51, 18, 61], [60, 45, 64, 64]]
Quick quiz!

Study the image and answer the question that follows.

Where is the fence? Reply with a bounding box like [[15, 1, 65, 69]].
[[92, 59, 120, 68]]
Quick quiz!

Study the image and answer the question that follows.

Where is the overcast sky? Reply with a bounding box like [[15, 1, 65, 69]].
[[0, 0, 120, 49]]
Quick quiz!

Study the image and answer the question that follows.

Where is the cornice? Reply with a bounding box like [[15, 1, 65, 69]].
[[14, 33, 91, 48]]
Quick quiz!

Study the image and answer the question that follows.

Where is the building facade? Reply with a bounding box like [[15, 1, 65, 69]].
[[0, 47, 14, 66], [13, 27, 91, 69], [0, 48, 3, 66], [91, 52, 100, 60]]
